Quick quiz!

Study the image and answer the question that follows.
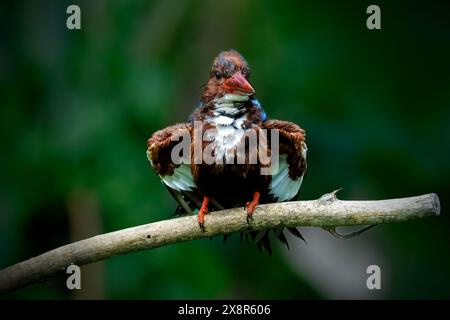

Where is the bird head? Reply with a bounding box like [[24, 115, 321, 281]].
[[202, 50, 255, 103]]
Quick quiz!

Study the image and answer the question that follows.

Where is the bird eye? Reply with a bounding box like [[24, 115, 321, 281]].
[[214, 71, 222, 80]]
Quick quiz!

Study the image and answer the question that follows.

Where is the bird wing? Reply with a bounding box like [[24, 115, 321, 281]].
[[147, 123, 225, 215], [147, 123, 200, 215], [147, 123, 195, 191], [250, 119, 308, 254], [263, 119, 308, 202]]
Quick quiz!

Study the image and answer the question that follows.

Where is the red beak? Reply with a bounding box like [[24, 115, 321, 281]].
[[223, 72, 255, 95]]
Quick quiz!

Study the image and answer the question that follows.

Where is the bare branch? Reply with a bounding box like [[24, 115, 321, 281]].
[[0, 193, 440, 294]]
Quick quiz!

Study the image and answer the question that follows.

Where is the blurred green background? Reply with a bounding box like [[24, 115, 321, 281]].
[[0, 0, 449, 299]]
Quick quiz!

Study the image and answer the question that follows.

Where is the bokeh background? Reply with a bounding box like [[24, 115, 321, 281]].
[[1, 0, 449, 299]]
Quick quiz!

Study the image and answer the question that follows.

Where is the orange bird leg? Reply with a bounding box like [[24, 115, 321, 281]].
[[245, 191, 260, 224], [197, 196, 210, 232]]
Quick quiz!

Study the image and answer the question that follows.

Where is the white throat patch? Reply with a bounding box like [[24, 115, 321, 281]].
[[207, 94, 250, 163]]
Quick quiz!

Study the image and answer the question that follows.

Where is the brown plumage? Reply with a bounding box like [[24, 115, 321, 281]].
[[147, 50, 307, 253]]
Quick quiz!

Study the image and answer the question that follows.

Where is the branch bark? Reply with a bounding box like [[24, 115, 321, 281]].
[[0, 192, 440, 294]]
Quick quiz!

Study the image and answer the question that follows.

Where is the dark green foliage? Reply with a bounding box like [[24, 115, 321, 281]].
[[0, 0, 449, 299]]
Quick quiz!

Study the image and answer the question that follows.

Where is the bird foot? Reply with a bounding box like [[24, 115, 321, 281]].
[[197, 208, 209, 232], [197, 196, 210, 232], [245, 192, 260, 224]]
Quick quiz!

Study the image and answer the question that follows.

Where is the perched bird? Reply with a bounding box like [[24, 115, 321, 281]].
[[147, 50, 307, 253]]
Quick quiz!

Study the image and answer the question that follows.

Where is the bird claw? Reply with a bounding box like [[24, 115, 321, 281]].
[[197, 196, 209, 232], [197, 209, 208, 232], [245, 201, 256, 224]]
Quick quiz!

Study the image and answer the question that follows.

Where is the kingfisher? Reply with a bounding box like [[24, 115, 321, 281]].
[[147, 50, 307, 252]]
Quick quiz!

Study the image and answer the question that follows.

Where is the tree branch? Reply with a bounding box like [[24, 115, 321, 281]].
[[0, 192, 440, 294]]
